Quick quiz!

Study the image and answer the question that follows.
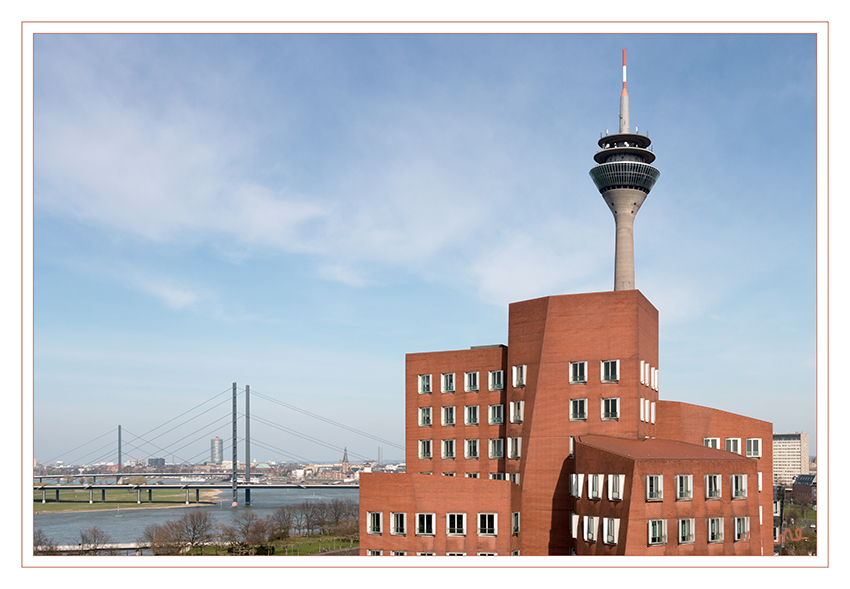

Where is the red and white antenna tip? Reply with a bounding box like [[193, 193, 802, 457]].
[[621, 49, 628, 96]]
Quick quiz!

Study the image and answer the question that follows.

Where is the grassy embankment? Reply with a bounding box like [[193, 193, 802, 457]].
[[186, 536, 359, 556], [33, 487, 221, 513]]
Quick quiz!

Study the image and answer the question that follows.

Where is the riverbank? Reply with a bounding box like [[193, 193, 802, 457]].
[[34, 488, 223, 514]]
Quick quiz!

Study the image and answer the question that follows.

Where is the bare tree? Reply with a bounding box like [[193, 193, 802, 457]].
[[234, 511, 269, 545], [269, 505, 293, 541], [139, 524, 162, 555], [80, 526, 113, 555], [179, 510, 215, 554], [153, 520, 187, 555], [34, 529, 57, 555]]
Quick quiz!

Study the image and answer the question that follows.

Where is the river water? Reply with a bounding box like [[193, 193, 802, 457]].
[[33, 487, 359, 548]]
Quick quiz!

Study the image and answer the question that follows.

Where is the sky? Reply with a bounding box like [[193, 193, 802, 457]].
[[31, 32, 818, 466]]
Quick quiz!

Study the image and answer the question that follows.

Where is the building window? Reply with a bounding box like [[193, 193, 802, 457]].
[[511, 550, 520, 556], [442, 406, 455, 426], [601, 397, 619, 420], [447, 552, 466, 556], [447, 513, 466, 536], [708, 517, 724, 543], [478, 552, 497, 556], [478, 513, 497, 536], [646, 475, 663, 501], [442, 472, 455, 477], [570, 361, 587, 384], [465, 405, 479, 425], [608, 474, 624, 501], [512, 365, 527, 387], [391, 512, 406, 536], [570, 511, 579, 539], [508, 472, 520, 485], [366, 549, 382, 556], [570, 399, 587, 421], [570, 473, 584, 498], [509, 512, 519, 534], [489, 404, 504, 425], [465, 371, 478, 392], [648, 519, 667, 546], [465, 438, 479, 459], [489, 472, 506, 480], [725, 438, 741, 454], [367, 512, 382, 535], [489, 439, 504, 458], [390, 550, 406, 556], [508, 437, 521, 459], [509, 400, 524, 423], [417, 552, 435, 556], [604, 518, 620, 545], [489, 370, 504, 391], [418, 407, 432, 427], [416, 513, 435, 536], [705, 474, 721, 499], [773, 500, 781, 516], [569, 436, 575, 458], [589, 474, 602, 500], [418, 374, 432, 394], [746, 438, 762, 458], [465, 472, 479, 479], [601, 360, 620, 383], [731, 474, 747, 499], [734, 517, 750, 542], [584, 516, 597, 543], [442, 373, 455, 393], [678, 518, 695, 544], [442, 439, 456, 460], [419, 440, 432, 460], [676, 474, 693, 501], [703, 437, 720, 449]]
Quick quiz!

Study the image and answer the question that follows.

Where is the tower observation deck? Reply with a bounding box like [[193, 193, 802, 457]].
[[589, 50, 660, 291]]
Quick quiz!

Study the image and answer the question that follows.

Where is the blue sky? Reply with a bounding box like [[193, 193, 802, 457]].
[[32, 33, 817, 465]]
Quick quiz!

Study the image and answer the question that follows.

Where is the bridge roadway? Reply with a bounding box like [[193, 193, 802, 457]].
[[34, 482, 359, 505]]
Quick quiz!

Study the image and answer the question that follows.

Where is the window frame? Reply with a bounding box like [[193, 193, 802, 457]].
[[601, 359, 620, 383], [478, 513, 498, 536], [703, 437, 720, 449], [418, 406, 432, 427], [465, 438, 479, 459], [708, 517, 724, 543], [584, 515, 597, 543], [589, 474, 602, 500], [418, 439, 432, 460], [508, 436, 521, 459], [705, 474, 722, 499], [676, 474, 693, 501], [601, 397, 619, 420], [608, 474, 624, 501], [367, 511, 382, 535], [415, 513, 435, 536], [442, 439, 456, 460], [441, 405, 455, 426], [678, 518, 695, 545], [512, 365, 527, 387], [648, 519, 667, 546], [604, 518, 620, 545], [465, 371, 479, 392], [512, 512, 520, 535], [489, 438, 505, 459], [441, 373, 455, 393], [465, 404, 479, 425], [731, 474, 747, 500], [489, 370, 504, 391], [570, 398, 587, 421], [725, 437, 741, 454], [418, 374, 432, 394], [646, 474, 663, 501], [390, 512, 406, 536], [509, 400, 524, 423], [489, 404, 504, 425], [734, 516, 750, 542], [446, 513, 466, 536], [569, 361, 587, 384], [746, 438, 762, 458]]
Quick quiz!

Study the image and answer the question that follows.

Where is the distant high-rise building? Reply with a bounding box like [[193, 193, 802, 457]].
[[148, 457, 165, 468], [211, 437, 224, 464], [773, 433, 810, 486]]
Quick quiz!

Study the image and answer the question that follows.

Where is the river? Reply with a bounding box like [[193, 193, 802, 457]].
[[33, 487, 359, 548]]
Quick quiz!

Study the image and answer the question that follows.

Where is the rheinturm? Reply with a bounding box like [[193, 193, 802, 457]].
[[589, 49, 660, 291]]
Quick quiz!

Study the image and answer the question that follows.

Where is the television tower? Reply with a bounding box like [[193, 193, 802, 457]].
[[589, 50, 660, 291]]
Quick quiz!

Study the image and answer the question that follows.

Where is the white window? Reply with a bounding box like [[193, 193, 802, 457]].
[[732, 474, 747, 500], [646, 475, 663, 501], [418, 407, 432, 427], [569, 361, 587, 384], [489, 472, 506, 480], [676, 474, 693, 500], [447, 513, 466, 536], [443, 472, 455, 477], [508, 437, 521, 459], [509, 400, 524, 423], [570, 511, 579, 539], [511, 550, 520, 556], [478, 513, 497, 536], [442, 439, 456, 459], [584, 515, 597, 543], [416, 513, 435, 536], [465, 371, 479, 392], [418, 374, 432, 394], [489, 438, 504, 458], [441, 373, 455, 393], [508, 472, 520, 485], [465, 472, 479, 479], [652, 367, 658, 390], [708, 517, 724, 543], [746, 438, 762, 458], [705, 474, 722, 499], [570, 399, 587, 421], [604, 518, 620, 545], [366, 549, 382, 556], [477, 552, 497, 556], [734, 517, 750, 542], [569, 436, 575, 458], [601, 359, 620, 383], [589, 474, 603, 499], [419, 440, 432, 459], [465, 438, 479, 459], [725, 437, 741, 454], [758, 472, 763, 492], [489, 370, 504, 391], [648, 519, 667, 546], [512, 365, 527, 387], [465, 405, 479, 425], [640, 360, 646, 385], [650, 401, 655, 424], [489, 404, 504, 424], [416, 552, 435, 556], [390, 550, 406, 556], [447, 552, 466, 556], [367, 512, 382, 534], [391, 512, 406, 536], [773, 500, 781, 516], [640, 397, 645, 421], [703, 437, 720, 449], [678, 518, 695, 544], [512, 512, 520, 535], [570, 473, 584, 498], [442, 406, 455, 426], [608, 474, 625, 501], [601, 397, 619, 420]]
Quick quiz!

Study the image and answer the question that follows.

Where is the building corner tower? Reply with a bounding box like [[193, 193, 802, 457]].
[[589, 49, 660, 291]]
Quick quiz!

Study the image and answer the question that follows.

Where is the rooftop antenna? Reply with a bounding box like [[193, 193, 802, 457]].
[[619, 48, 629, 134]]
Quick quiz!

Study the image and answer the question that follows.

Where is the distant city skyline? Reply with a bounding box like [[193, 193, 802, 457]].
[[30, 30, 819, 465]]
